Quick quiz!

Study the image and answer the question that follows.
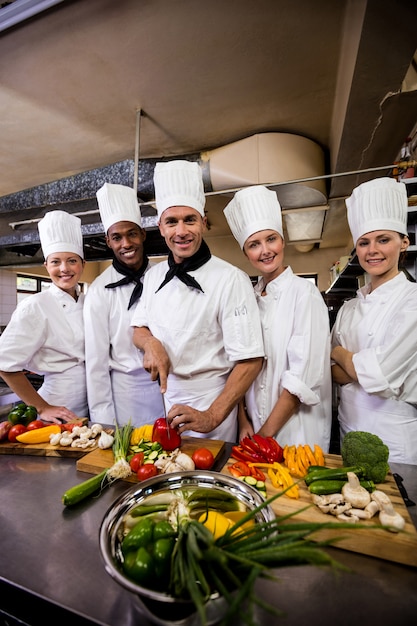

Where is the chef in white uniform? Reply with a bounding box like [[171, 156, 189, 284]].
[[131, 160, 264, 442], [0, 210, 87, 423], [84, 183, 164, 426], [331, 177, 417, 464], [224, 185, 332, 450]]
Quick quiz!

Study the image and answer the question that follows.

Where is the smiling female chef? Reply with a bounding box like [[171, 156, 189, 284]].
[[224, 185, 332, 451], [331, 177, 417, 464], [0, 210, 87, 424]]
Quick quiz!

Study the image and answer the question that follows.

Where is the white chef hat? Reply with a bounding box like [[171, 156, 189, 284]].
[[38, 210, 84, 260], [224, 185, 283, 249], [346, 177, 408, 245], [154, 160, 205, 218], [96, 183, 142, 233]]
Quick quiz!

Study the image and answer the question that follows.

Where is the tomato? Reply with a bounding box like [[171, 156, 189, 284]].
[[8, 424, 28, 442], [26, 420, 47, 431], [129, 452, 145, 473], [60, 420, 84, 432], [136, 463, 158, 481], [192, 447, 215, 470]]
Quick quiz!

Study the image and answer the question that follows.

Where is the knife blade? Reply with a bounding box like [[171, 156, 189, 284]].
[[393, 473, 416, 507], [157, 375, 170, 440]]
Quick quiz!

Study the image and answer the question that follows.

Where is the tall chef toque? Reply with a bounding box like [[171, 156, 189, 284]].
[[224, 185, 284, 249], [96, 183, 142, 233], [154, 160, 206, 219], [346, 177, 408, 245], [38, 210, 84, 260]]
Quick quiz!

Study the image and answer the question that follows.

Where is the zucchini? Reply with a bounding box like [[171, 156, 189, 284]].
[[304, 465, 365, 486], [308, 478, 376, 495]]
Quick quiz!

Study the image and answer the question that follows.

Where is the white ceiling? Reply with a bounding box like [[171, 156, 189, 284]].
[[0, 0, 416, 264]]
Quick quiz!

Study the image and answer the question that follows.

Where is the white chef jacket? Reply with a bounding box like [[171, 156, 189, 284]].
[[245, 267, 332, 451], [331, 272, 417, 464], [83, 262, 164, 427], [131, 254, 265, 442], [0, 284, 87, 416]]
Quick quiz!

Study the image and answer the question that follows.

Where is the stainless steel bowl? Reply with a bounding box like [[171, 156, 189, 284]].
[[99, 470, 275, 625]]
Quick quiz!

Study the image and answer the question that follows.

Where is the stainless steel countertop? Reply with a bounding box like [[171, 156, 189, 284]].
[[0, 449, 416, 626]]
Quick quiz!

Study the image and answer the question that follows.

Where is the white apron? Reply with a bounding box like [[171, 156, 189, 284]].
[[39, 363, 88, 417], [110, 369, 166, 428], [165, 376, 238, 442]]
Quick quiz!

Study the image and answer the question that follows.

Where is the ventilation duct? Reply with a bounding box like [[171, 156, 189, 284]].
[[201, 133, 328, 250], [201, 133, 327, 205]]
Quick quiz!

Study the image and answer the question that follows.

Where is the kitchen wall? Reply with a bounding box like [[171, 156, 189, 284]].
[[0, 268, 17, 328]]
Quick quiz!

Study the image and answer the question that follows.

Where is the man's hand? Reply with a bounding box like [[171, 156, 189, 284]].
[[168, 404, 218, 435], [133, 328, 171, 392]]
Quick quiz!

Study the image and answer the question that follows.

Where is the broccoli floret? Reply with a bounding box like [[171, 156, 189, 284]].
[[340, 431, 390, 484]]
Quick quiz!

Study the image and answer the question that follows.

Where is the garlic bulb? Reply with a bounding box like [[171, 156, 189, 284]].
[[98, 430, 114, 449]]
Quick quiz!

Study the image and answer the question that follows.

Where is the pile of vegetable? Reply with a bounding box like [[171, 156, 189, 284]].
[[114, 485, 351, 626], [62, 420, 134, 507]]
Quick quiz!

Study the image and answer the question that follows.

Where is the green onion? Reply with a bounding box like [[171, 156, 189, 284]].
[[62, 419, 133, 507]]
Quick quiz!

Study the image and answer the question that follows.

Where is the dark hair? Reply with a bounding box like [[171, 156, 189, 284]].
[[399, 233, 409, 268]]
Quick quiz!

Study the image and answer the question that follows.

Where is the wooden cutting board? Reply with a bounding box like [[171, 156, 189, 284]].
[[222, 453, 417, 568], [76, 436, 225, 483], [0, 419, 103, 459]]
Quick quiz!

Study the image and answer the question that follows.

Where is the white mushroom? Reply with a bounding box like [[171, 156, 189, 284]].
[[59, 434, 73, 446], [71, 438, 96, 448], [327, 501, 352, 516], [312, 493, 345, 506], [337, 512, 360, 522], [49, 432, 63, 446], [346, 507, 374, 520], [364, 500, 380, 518], [379, 502, 406, 532], [371, 490, 392, 507], [341, 472, 371, 508], [90, 423, 103, 437]]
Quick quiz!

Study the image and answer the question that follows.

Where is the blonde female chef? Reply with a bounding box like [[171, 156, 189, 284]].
[[224, 185, 332, 451], [0, 210, 88, 423], [331, 177, 417, 464]]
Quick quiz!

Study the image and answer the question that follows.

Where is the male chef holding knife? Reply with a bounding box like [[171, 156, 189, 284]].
[[132, 160, 264, 442]]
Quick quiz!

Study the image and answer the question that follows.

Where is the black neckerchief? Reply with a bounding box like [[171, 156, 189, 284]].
[[156, 240, 211, 293], [105, 255, 149, 309]]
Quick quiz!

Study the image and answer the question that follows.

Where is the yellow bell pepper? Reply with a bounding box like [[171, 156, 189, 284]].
[[130, 424, 153, 445], [198, 511, 233, 539], [16, 424, 61, 444], [313, 444, 325, 466]]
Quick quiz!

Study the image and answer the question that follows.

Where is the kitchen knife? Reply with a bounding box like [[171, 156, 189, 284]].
[[157, 375, 170, 440], [393, 473, 416, 507]]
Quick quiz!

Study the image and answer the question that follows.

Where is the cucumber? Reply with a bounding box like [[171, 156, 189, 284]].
[[242, 476, 258, 486]]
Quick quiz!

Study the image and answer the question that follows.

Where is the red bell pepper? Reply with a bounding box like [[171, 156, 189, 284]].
[[266, 436, 284, 463], [249, 465, 266, 481], [228, 461, 251, 477], [231, 445, 265, 464], [152, 417, 181, 451], [228, 460, 266, 481], [251, 434, 277, 463]]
